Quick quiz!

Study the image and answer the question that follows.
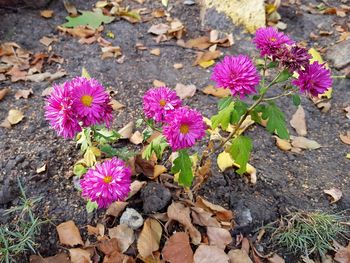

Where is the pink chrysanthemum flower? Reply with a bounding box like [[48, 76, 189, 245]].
[[80, 157, 131, 208], [45, 83, 81, 139], [292, 62, 332, 97], [143, 87, 182, 122], [163, 107, 206, 151], [276, 45, 312, 72], [211, 55, 260, 99], [253, 27, 294, 57], [70, 77, 113, 127]]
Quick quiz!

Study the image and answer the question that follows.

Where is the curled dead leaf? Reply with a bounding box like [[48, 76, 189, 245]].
[[15, 89, 33, 99], [207, 226, 232, 250], [340, 131, 350, 145], [202, 85, 230, 98], [40, 10, 54, 18], [130, 131, 143, 145], [274, 136, 291, 151], [56, 220, 84, 247], [291, 136, 321, 150], [118, 121, 134, 139], [191, 207, 220, 227], [106, 201, 128, 217], [162, 232, 194, 263], [195, 196, 233, 223], [290, 106, 307, 136], [108, 224, 135, 253], [0, 88, 10, 101], [127, 180, 147, 199], [324, 187, 342, 204]]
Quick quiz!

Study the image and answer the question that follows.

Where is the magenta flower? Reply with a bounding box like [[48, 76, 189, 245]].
[[45, 83, 81, 139], [80, 157, 131, 208], [211, 55, 260, 99], [70, 77, 113, 127], [143, 87, 182, 122], [293, 62, 332, 97], [277, 45, 311, 72], [253, 27, 294, 57], [163, 107, 206, 151]]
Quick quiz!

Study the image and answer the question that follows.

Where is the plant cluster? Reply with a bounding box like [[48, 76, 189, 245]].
[[44, 27, 333, 212]]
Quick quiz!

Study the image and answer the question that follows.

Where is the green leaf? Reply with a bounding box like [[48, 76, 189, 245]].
[[73, 164, 87, 177], [100, 145, 135, 160], [171, 150, 193, 187], [94, 127, 120, 144], [142, 126, 153, 142], [274, 69, 293, 84], [218, 96, 233, 111], [292, 94, 301, 106], [267, 61, 279, 69], [161, 0, 169, 7], [86, 200, 98, 213], [142, 135, 168, 160], [77, 128, 92, 153], [62, 9, 114, 29], [135, 118, 143, 128], [81, 67, 91, 79], [229, 135, 252, 175], [261, 103, 289, 139], [211, 102, 235, 130]]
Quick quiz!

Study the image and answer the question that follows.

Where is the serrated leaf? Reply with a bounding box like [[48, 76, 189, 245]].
[[211, 102, 235, 130], [274, 69, 293, 83], [171, 150, 193, 187], [261, 103, 289, 139], [62, 9, 114, 29], [81, 67, 91, 79], [229, 135, 252, 174]]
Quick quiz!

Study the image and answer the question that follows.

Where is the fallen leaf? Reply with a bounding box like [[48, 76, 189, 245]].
[[118, 121, 134, 139], [193, 50, 221, 66], [191, 207, 220, 227], [63, 9, 114, 29], [162, 232, 194, 263], [324, 187, 342, 204], [97, 238, 120, 255], [106, 201, 128, 217], [291, 136, 321, 150], [175, 83, 196, 99], [127, 180, 147, 199], [69, 248, 92, 263], [153, 164, 167, 179], [25, 70, 66, 82], [135, 154, 156, 178], [39, 36, 56, 47], [290, 106, 307, 136], [340, 131, 350, 145], [173, 63, 183, 69], [186, 36, 211, 50], [40, 10, 54, 18], [167, 202, 201, 245], [153, 79, 166, 87], [30, 253, 70, 263], [274, 136, 292, 151], [228, 249, 253, 263], [207, 226, 232, 249], [7, 109, 24, 125], [63, 0, 78, 16], [101, 46, 122, 59], [56, 220, 84, 246], [344, 106, 350, 120], [148, 23, 169, 35], [110, 99, 125, 111], [334, 243, 350, 263], [36, 164, 47, 174], [202, 85, 230, 98], [57, 25, 97, 38], [152, 8, 166, 18], [109, 224, 135, 253], [41, 87, 53, 97], [130, 131, 143, 145], [0, 119, 11, 128], [194, 245, 229, 263], [87, 224, 104, 236], [195, 196, 233, 223], [0, 88, 10, 101], [15, 89, 33, 99], [137, 218, 162, 259], [150, 48, 161, 56]]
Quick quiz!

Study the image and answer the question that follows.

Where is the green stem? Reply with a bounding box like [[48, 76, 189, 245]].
[[262, 88, 298, 102]]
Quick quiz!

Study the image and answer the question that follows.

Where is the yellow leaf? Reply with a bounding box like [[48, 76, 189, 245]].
[[153, 165, 167, 178], [199, 60, 215, 68], [346, 153, 350, 159], [84, 147, 96, 167], [90, 146, 101, 157], [81, 67, 91, 79], [265, 3, 277, 15], [7, 109, 24, 125], [137, 218, 162, 259], [217, 151, 234, 172]]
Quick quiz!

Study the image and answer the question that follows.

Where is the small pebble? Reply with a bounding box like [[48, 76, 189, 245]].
[[120, 208, 144, 230]]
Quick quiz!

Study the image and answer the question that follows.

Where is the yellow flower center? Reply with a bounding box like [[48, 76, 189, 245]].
[[103, 176, 112, 184], [180, 124, 189, 134], [270, 37, 277, 42], [159, 99, 166, 107], [81, 95, 93, 107]]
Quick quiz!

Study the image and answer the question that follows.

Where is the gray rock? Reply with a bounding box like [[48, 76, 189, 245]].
[[120, 208, 144, 230], [141, 182, 171, 214], [326, 40, 350, 69], [236, 207, 253, 227]]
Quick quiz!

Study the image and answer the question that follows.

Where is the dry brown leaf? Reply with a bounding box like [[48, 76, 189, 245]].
[[186, 36, 211, 50], [106, 201, 128, 217], [193, 50, 221, 66], [56, 220, 84, 246], [148, 23, 169, 35], [152, 8, 166, 18], [340, 131, 350, 145], [153, 79, 166, 87], [150, 48, 161, 56], [129, 131, 143, 145], [175, 83, 196, 99], [290, 106, 307, 136], [39, 36, 56, 47], [173, 63, 183, 69], [101, 46, 122, 59], [63, 0, 78, 16], [108, 224, 135, 253], [7, 109, 24, 125], [30, 253, 70, 263], [274, 136, 291, 151], [334, 243, 350, 263], [0, 119, 11, 129], [118, 121, 134, 139], [191, 207, 220, 227], [137, 218, 162, 259], [153, 164, 167, 179], [36, 164, 47, 174], [25, 70, 66, 82], [98, 238, 120, 256], [57, 25, 97, 39], [228, 249, 253, 263], [110, 99, 125, 111], [87, 224, 104, 236], [194, 245, 229, 263], [202, 85, 230, 98], [324, 187, 342, 204], [135, 154, 156, 178], [15, 89, 33, 99], [41, 87, 53, 97], [195, 196, 233, 223], [344, 106, 350, 120], [69, 248, 92, 263], [40, 10, 54, 18], [267, 254, 285, 263], [291, 136, 321, 150], [162, 232, 194, 263], [0, 88, 10, 101], [127, 180, 147, 199], [207, 227, 232, 250], [167, 202, 201, 245]]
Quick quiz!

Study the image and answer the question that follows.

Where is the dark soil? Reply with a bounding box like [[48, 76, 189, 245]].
[[0, 0, 349, 261]]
